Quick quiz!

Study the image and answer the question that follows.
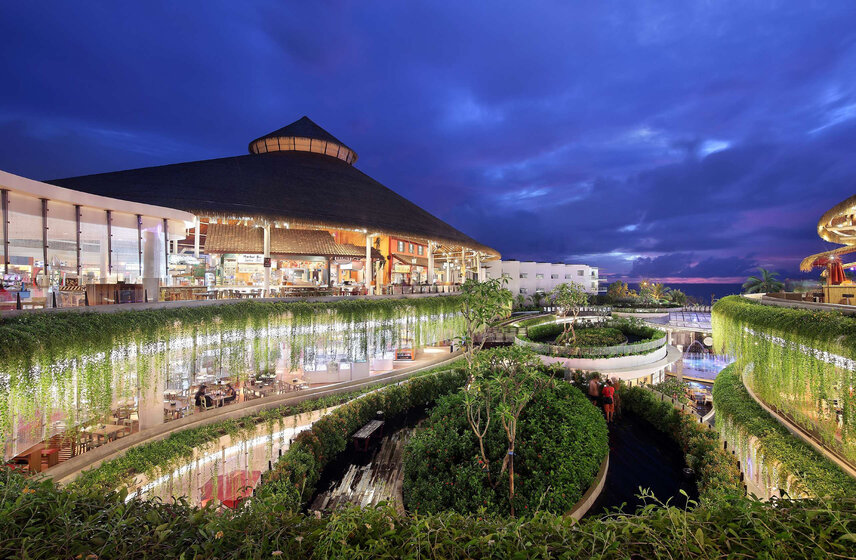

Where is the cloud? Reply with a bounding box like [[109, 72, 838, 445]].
[[1, 2, 855, 282]]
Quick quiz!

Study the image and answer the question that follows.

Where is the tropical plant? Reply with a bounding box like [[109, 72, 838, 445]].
[[458, 278, 512, 372], [742, 267, 784, 293], [668, 288, 688, 305], [606, 280, 634, 301], [549, 282, 589, 345]]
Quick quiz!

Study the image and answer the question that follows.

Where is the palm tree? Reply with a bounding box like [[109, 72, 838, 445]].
[[743, 268, 785, 294]]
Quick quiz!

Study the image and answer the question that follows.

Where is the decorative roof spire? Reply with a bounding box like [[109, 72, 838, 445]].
[[248, 116, 357, 164]]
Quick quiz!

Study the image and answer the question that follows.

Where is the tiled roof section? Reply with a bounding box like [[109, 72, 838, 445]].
[[392, 252, 429, 268], [204, 224, 383, 258], [204, 224, 263, 254], [270, 228, 339, 255]]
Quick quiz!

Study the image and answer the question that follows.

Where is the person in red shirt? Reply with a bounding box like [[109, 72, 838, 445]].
[[601, 379, 616, 423]]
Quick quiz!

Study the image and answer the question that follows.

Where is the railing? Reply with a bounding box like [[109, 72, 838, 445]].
[[514, 332, 667, 358], [540, 305, 612, 316]]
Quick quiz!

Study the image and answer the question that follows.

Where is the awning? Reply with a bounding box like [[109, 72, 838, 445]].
[[391, 252, 429, 268], [800, 245, 856, 271]]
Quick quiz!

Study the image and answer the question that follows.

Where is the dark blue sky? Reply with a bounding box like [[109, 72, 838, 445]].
[[2, 2, 856, 282]]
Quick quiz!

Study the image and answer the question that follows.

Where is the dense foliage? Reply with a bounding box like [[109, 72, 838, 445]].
[[0, 296, 464, 442], [254, 366, 469, 510], [403, 380, 607, 516], [620, 385, 743, 504], [70, 360, 464, 494], [713, 363, 856, 499], [2, 468, 855, 559], [649, 378, 693, 406], [712, 295, 856, 465]]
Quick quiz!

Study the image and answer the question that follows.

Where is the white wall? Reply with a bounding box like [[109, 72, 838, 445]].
[[484, 260, 600, 298]]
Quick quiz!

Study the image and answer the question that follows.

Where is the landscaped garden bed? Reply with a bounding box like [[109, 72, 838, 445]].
[[517, 319, 666, 358], [403, 363, 608, 516]]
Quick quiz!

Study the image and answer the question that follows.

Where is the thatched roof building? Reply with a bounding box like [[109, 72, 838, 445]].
[[48, 116, 497, 258]]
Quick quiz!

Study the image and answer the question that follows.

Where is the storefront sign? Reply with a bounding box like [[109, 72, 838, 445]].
[[237, 254, 265, 264], [393, 264, 411, 273], [263, 257, 271, 268]]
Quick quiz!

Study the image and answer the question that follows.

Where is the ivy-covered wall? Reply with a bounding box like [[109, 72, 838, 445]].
[[712, 295, 856, 468], [0, 296, 464, 446]]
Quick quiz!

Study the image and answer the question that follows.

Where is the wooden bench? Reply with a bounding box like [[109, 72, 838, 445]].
[[352, 420, 384, 452]]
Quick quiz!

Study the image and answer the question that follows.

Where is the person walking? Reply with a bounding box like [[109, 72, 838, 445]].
[[587, 373, 601, 407], [601, 379, 616, 423]]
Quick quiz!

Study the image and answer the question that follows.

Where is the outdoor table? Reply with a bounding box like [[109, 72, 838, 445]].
[[85, 424, 127, 444], [13, 444, 44, 473]]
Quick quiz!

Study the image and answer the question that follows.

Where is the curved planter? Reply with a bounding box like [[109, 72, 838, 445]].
[[514, 331, 667, 358], [545, 345, 669, 370], [567, 451, 609, 520], [612, 311, 670, 319]]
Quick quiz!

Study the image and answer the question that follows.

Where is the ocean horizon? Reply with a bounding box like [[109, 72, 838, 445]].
[[622, 282, 743, 304]]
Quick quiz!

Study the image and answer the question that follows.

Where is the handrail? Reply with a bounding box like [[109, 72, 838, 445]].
[[514, 322, 667, 358]]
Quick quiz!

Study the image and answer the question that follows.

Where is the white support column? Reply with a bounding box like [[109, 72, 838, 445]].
[[365, 235, 374, 295], [476, 252, 484, 281], [193, 216, 200, 258], [142, 229, 160, 302], [263, 223, 271, 297], [427, 242, 435, 284], [461, 248, 467, 282]]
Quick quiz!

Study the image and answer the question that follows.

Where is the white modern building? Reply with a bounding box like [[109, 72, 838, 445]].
[[483, 260, 602, 298], [0, 169, 194, 300]]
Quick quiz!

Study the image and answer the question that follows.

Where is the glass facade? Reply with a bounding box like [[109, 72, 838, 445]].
[[0, 181, 189, 297]]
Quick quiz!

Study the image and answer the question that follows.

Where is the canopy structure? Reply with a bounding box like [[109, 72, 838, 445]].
[[799, 245, 856, 272], [801, 194, 856, 272]]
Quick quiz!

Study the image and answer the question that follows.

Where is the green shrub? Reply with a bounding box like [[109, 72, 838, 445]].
[[403, 381, 607, 516], [1, 466, 854, 559], [620, 385, 743, 504]]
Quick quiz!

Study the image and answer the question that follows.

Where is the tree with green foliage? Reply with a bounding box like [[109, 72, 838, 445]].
[[462, 347, 558, 515], [742, 267, 784, 294], [550, 282, 590, 344], [458, 278, 513, 372], [606, 280, 634, 301], [668, 288, 688, 305]]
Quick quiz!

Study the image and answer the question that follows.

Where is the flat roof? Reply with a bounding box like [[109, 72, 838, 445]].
[[1, 169, 195, 227]]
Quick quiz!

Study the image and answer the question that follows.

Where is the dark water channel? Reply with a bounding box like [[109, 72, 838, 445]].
[[307, 405, 428, 512], [585, 410, 698, 518]]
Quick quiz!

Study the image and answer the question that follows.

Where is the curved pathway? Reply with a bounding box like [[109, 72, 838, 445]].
[[584, 410, 697, 517]]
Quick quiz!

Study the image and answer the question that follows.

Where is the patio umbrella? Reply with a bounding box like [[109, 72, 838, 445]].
[[830, 261, 846, 285], [200, 469, 261, 509]]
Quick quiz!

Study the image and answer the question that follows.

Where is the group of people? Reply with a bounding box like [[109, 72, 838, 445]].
[[587, 373, 618, 423], [194, 383, 237, 410]]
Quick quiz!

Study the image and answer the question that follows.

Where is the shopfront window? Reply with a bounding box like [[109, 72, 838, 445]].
[[46, 200, 77, 288], [80, 208, 108, 284], [112, 212, 141, 283], [6, 192, 43, 290]]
